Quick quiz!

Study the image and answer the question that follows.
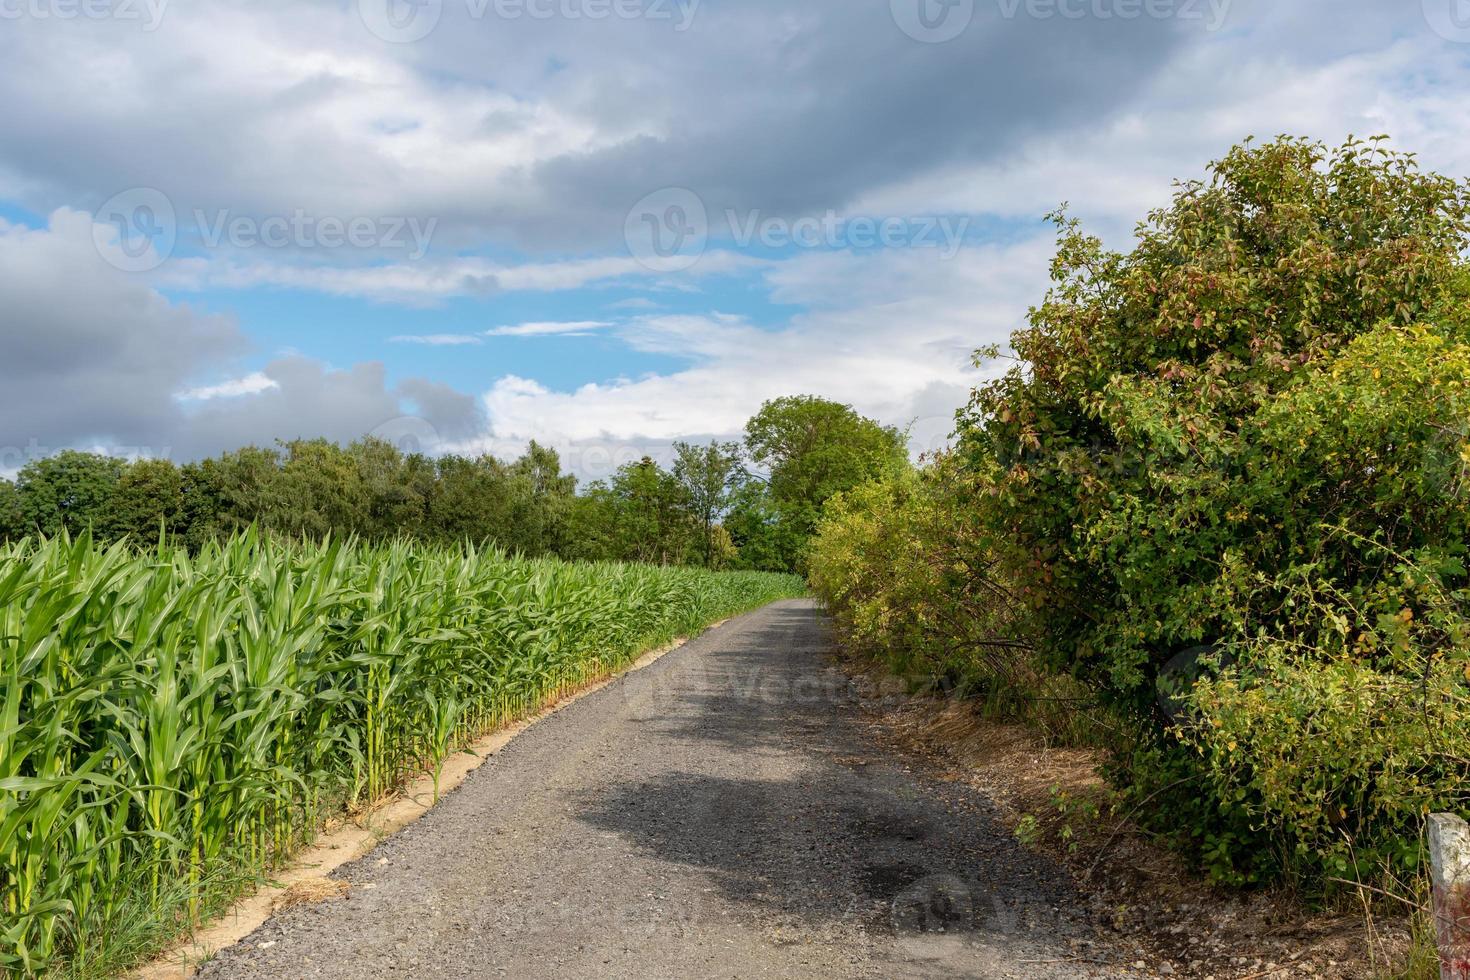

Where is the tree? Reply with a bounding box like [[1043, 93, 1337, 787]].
[[742, 396, 909, 569], [672, 441, 743, 568], [263, 440, 369, 539], [0, 479, 24, 541], [501, 441, 578, 556], [428, 454, 503, 545], [350, 437, 434, 539], [956, 135, 1470, 883], [597, 457, 695, 565], [723, 481, 806, 572], [16, 451, 124, 537], [180, 446, 281, 544], [109, 458, 184, 542], [966, 135, 1470, 699]]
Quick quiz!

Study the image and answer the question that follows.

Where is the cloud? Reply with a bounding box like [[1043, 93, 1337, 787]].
[[487, 320, 613, 337], [0, 0, 1189, 256], [6, 0, 1470, 482], [0, 208, 243, 456], [177, 372, 281, 400], [468, 239, 1051, 476], [172, 358, 485, 460], [0, 208, 484, 466], [388, 334, 484, 346]]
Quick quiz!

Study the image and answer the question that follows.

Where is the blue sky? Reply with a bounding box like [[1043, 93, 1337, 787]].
[[2, 0, 1469, 480]]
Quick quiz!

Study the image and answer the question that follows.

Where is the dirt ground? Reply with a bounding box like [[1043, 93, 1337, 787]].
[[196, 600, 1149, 979], [192, 600, 1412, 979], [848, 654, 1421, 979]]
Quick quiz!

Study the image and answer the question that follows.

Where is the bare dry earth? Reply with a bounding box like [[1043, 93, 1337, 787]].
[[196, 600, 1145, 979]]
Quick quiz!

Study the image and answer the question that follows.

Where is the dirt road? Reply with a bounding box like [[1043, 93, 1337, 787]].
[[199, 600, 1132, 979]]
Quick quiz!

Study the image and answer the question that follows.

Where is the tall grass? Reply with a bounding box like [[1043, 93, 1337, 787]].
[[0, 529, 803, 976]]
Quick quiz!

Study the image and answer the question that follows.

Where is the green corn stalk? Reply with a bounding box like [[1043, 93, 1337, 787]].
[[0, 530, 804, 974]]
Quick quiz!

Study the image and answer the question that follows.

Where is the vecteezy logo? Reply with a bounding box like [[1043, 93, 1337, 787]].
[[890, 0, 973, 42], [92, 187, 177, 273], [1155, 643, 1234, 728], [369, 416, 442, 456], [890, 874, 974, 960], [624, 187, 709, 272], [359, 0, 443, 43], [1425, 0, 1470, 42]]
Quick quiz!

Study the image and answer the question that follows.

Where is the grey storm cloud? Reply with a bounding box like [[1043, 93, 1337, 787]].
[[0, 210, 480, 465], [0, 0, 1191, 254], [0, 209, 243, 456], [172, 359, 486, 461], [528, 3, 1184, 234]]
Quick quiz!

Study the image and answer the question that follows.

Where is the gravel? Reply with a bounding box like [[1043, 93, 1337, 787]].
[[198, 600, 1136, 979]]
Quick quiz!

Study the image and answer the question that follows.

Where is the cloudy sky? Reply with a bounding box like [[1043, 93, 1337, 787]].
[[2, 0, 1468, 479]]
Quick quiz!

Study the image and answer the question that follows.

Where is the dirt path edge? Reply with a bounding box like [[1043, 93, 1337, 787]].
[[131, 622, 730, 980]]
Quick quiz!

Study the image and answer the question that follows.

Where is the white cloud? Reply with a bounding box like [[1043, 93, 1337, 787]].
[[177, 372, 281, 400], [388, 334, 485, 346], [488, 320, 614, 337], [471, 239, 1049, 474], [0, 208, 482, 464]]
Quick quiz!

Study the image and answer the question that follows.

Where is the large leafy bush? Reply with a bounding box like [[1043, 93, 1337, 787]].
[[815, 136, 1470, 886], [966, 136, 1470, 698]]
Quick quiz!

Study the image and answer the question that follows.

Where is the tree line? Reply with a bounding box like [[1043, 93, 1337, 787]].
[[0, 395, 909, 572]]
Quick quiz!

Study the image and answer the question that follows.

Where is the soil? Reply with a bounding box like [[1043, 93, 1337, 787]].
[[846, 655, 1419, 979]]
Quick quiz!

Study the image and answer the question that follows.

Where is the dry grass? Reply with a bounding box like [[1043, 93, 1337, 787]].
[[836, 650, 1423, 979], [270, 878, 350, 913]]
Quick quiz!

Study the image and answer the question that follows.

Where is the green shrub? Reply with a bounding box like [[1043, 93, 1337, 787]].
[[814, 135, 1470, 888]]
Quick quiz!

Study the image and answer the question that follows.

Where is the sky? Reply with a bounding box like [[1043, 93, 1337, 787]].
[[2, 0, 1469, 481]]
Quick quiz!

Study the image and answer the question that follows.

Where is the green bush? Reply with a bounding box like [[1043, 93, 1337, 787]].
[[813, 135, 1470, 888]]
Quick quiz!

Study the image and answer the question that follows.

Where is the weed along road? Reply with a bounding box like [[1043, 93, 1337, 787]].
[[199, 600, 1127, 979]]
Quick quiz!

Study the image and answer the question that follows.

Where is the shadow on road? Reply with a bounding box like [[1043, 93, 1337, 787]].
[[577, 603, 1083, 941]]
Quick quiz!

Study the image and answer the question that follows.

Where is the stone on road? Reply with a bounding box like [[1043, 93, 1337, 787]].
[[199, 600, 1126, 979]]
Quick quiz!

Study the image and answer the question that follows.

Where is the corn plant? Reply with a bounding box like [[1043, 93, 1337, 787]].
[[0, 530, 803, 975]]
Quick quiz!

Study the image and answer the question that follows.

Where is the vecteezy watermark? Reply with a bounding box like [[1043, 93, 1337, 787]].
[[996, 0, 1230, 29], [0, 0, 168, 30], [890, 0, 975, 43], [0, 439, 174, 475], [624, 187, 709, 272], [1155, 643, 1234, 727], [1424, 0, 1470, 42], [92, 187, 177, 273], [624, 187, 971, 271], [357, 0, 700, 43], [891, 0, 1230, 41], [369, 416, 444, 457], [92, 187, 438, 272]]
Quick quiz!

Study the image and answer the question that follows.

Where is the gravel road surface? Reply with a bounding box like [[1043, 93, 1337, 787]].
[[199, 600, 1132, 979]]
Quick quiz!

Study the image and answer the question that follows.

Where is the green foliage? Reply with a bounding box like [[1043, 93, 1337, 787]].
[[672, 440, 744, 568], [812, 135, 1470, 890], [742, 396, 910, 569], [107, 458, 185, 542], [15, 450, 124, 536], [723, 483, 808, 573], [585, 457, 698, 565], [0, 402, 902, 576], [808, 453, 1099, 742], [0, 530, 804, 975], [967, 136, 1470, 691], [0, 479, 23, 539]]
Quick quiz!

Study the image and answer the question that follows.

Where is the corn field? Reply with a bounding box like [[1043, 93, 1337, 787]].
[[0, 529, 803, 976]]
